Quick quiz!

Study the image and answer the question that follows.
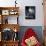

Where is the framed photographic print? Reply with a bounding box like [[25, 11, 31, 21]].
[[2, 10, 9, 15], [25, 6, 35, 19], [9, 10, 18, 15]]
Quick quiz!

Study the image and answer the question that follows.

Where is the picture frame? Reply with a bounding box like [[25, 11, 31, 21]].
[[2, 10, 9, 15], [25, 6, 35, 19], [9, 10, 18, 15]]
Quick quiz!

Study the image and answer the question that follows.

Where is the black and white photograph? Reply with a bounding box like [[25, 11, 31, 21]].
[[25, 6, 35, 19]]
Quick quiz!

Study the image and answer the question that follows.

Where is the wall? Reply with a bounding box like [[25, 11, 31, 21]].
[[18, 0, 44, 26], [0, 0, 44, 44], [0, 0, 44, 26]]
